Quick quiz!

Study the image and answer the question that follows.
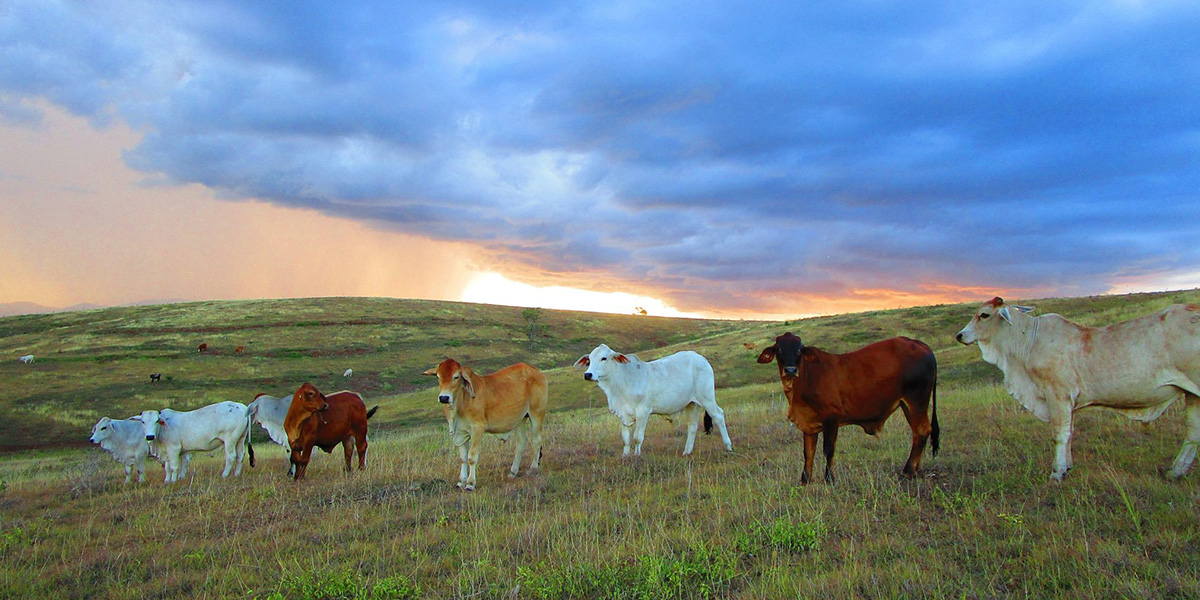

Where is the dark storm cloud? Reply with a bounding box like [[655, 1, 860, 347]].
[[3, 0, 1199, 313]]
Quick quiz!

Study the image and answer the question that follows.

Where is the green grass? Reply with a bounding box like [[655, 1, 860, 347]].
[[1, 291, 1199, 598]]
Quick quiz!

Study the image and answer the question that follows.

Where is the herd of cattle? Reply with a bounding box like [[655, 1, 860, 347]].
[[85, 298, 1200, 489]]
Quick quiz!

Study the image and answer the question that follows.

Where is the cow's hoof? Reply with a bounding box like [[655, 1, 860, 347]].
[[507, 472, 518, 479], [1165, 468, 1187, 480], [455, 481, 464, 489], [464, 484, 475, 492]]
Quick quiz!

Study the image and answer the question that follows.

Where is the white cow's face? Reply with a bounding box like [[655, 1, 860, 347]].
[[135, 410, 165, 441], [89, 417, 114, 444], [575, 344, 629, 383], [957, 297, 1033, 345]]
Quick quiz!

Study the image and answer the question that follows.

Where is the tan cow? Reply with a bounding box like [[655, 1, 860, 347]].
[[957, 297, 1200, 480], [423, 359, 548, 491]]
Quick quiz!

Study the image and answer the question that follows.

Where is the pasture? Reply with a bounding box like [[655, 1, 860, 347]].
[[1, 292, 1199, 599]]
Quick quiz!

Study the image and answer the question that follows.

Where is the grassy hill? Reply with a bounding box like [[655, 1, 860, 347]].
[[1, 290, 1199, 598]]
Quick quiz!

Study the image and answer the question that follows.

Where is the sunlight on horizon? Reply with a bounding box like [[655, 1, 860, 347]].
[[461, 272, 703, 318]]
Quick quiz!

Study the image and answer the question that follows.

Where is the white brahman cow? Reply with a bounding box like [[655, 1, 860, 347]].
[[957, 297, 1200, 480], [248, 392, 297, 476], [18, 354, 33, 364], [89, 416, 155, 483], [575, 344, 732, 457], [135, 401, 255, 483]]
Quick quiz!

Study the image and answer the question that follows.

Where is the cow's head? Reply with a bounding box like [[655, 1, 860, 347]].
[[285, 383, 328, 451], [757, 332, 804, 378], [132, 409, 166, 441], [423, 358, 476, 405], [575, 344, 630, 383], [89, 417, 114, 445], [956, 297, 1035, 345]]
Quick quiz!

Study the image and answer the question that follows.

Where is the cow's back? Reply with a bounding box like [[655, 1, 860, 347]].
[[304, 392, 368, 449], [476, 363, 547, 432], [639, 351, 715, 409], [803, 338, 932, 414], [164, 401, 250, 449]]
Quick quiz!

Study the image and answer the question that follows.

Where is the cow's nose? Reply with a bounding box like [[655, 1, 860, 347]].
[[955, 332, 964, 343], [584, 372, 593, 381], [439, 395, 451, 404], [784, 366, 798, 375], [145, 435, 155, 441]]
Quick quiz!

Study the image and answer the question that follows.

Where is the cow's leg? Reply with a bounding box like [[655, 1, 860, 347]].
[[632, 407, 652, 456], [222, 440, 239, 478], [1047, 397, 1074, 481], [620, 419, 634, 457], [178, 452, 191, 480], [509, 420, 528, 478], [1167, 393, 1200, 479], [123, 464, 133, 484], [465, 426, 485, 490], [801, 433, 817, 485], [166, 451, 182, 484], [699, 399, 733, 452], [528, 412, 544, 472], [356, 433, 368, 471], [822, 420, 839, 484], [135, 454, 146, 483], [342, 437, 355, 473], [682, 404, 702, 456], [233, 435, 247, 477], [456, 441, 470, 488], [899, 401, 933, 476]]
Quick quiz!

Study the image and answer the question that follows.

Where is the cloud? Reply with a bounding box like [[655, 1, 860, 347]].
[[2, 0, 1199, 314]]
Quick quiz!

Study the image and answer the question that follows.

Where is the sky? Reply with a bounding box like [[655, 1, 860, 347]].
[[2, 1, 1199, 319]]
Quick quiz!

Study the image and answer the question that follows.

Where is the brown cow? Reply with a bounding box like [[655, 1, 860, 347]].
[[283, 382, 379, 480], [757, 332, 939, 484], [197, 343, 208, 353], [423, 359, 547, 491], [235, 346, 245, 354]]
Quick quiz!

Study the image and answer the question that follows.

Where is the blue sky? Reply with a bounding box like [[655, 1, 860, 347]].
[[2, 1, 1198, 316]]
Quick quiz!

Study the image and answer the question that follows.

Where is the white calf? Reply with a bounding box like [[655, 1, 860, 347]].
[[89, 417, 154, 483], [136, 401, 255, 483], [575, 344, 733, 457], [18, 354, 33, 364]]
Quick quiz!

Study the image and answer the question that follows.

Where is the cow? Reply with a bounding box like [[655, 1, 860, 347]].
[[18, 354, 33, 364], [90, 417, 155, 483], [149, 373, 161, 383], [343, 368, 353, 378], [422, 359, 548, 491], [283, 383, 378, 481], [248, 392, 297, 477], [757, 333, 939, 484], [197, 343, 208, 353], [575, 344, 733, 457], [235, 346, 245, 354], [956, 297, 1200, 481], [135, 401, 255, 483]]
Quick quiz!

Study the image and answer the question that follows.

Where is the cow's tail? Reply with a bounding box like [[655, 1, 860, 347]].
[[703, 411, 713, 435], [244, 406, 256, 468], [366, 406, 380, 420], [930, 377, 940, 458]]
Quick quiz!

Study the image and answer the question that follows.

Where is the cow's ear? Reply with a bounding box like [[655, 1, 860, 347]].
[[756, 346, 777, 364], [157, 418, 167, 426], [614, 354, 630, 364], [129, 415, 142, 422], [998, 306, 1013, 324], [421, 367, 438, 376], [1014, 304, 1035, 314], [573, 356, 590, 369], [460, 372, 476, 398]]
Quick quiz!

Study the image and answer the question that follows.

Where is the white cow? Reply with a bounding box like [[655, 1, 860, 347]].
[[135, 401, 255, 483], [957, 297, 1200, 480], [343, 368, 353, 377], [575, 344, 733, 456], [89, 417, 155, 483], [18, 354, 33, 364], [248, 393, 296, 476]]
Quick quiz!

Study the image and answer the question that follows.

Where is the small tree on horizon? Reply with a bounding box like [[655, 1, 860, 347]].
[[522, 307, 544, 350]]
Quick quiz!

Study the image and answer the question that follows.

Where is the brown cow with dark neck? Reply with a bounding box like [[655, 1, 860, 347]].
[[284, 382, 378, 480], [757, 332, 939, 484]]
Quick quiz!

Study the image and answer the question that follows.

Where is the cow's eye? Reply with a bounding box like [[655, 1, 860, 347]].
[[980, 313, 991, 319], [100, 426, 107, 430]]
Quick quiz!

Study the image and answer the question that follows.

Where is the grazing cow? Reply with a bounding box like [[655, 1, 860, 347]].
[[284, 383, 378, 480], [956, 297, 1200, 480], [757, 333, 939, 484], [248, 392, 297, 476], [149, 373, 161, 383], [575, 345, 732, 457], [423, 359, 547, 490], [742, 343, 756, 350], [197, 343, 208, 353], [18, 354, 33, 364], [343, 368, 353, 378], [235, 346, 245, 354], [135, 402, 255, 483], [90, 417, 155, 483]]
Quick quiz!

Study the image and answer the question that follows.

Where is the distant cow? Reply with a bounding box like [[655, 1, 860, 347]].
[[742, 343, 756, 350], [757, 332, 939, 484], [343, 368, 353, 377], [90, 417, 156, 483], [248, 392, 297, 477], [575, 344, 732, 457], [957, 297, 1200, 480], [149, 373, 161, 383], [135, 402, 255, 483], [18, 354, 33, 364], [197, 343, 208, 353], [235, 346, 245, 354], [284, 383, 378, 480], [423, 359, 547, 490]]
